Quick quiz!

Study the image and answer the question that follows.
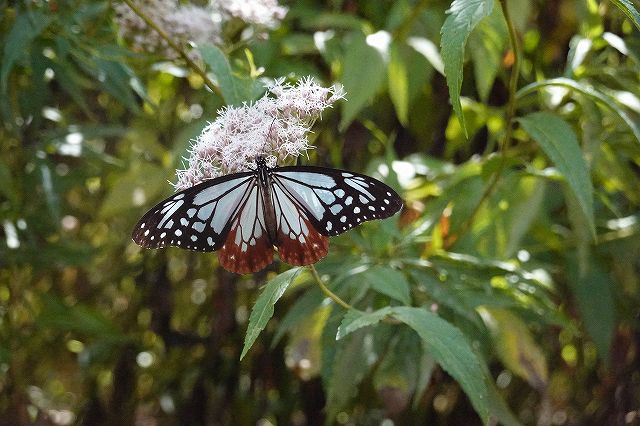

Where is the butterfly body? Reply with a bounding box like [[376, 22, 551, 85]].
[[132, 158, 402, 273]]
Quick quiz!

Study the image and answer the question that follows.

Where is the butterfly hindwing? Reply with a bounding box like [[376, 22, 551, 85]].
[[131, 172, 255, 252], [271, 180, 329, 266], [271, 166, 403, 237], [218, 181, 274, 273]]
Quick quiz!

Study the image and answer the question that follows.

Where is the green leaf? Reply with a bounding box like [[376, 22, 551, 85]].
[[440, 0, 494, 137], [388, 44, 410, 125], [392, 307, 490, 422], [271, 286, 324, 347], [567, 256, 616, 365], [518, 112, 595, 238], [468, 7, 506, 102], [99, 163, 168, 218], [336, 307, 393, 340], [388, 42, 433, 126], [609, 0, 640, 31], [200, 44, 250, 106], [516, 77, 640, 144], [38, 297, 120, 337], [339, 32, 387, 131], [360, 266, 412, 305], [241, 267, 303, 360], [94, 59, 141, 113], [1, 11, 52, 92], [325, 329, 373, 421], [479, 307, 548, 390]]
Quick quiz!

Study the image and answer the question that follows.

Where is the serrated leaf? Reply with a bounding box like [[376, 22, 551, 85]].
[[336, 307, 393, 340], [200, 44, 242, 105], [241, 267, 303, 360], [518, 112, 595, 238], [440, 0, 495, 137], [1, 11, 52, 92], [609, 0, 640, 31], [516, 77, 640, 143], [339, 32, 386, 131], [392, 306, 490, 422], [479, 307, 548, 390]]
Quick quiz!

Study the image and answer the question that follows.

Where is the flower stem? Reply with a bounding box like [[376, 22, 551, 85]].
[[120, 0, 222, 97], [449, 0, 520, 247], [308, 265, 352, 310]]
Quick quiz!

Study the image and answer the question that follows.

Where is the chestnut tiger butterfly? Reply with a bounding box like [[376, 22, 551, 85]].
[[132, 157, 403, 273]]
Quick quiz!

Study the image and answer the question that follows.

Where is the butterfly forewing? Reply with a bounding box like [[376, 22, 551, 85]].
[[131, 172, 255, 251], [271, 166, 403, 237]]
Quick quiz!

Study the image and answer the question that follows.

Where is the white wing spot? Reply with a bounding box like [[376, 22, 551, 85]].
[[180, 218, 189, 226], [384, 199, 390, 205], [326, 222, 332, 231], [187, 208, 196, 217], [353, 207, 361, 214], [191, 235, 197, 242], [345, 196, 353, 206], [160, 232, 166, 238], [175, 229, 182, 236], [330, 204, 343, 215], [165, 219, 174, 229], [208, 237, 214, 246], [140, 223, 145, 228], [144, 229, 149, 236], [335, 189, 345, 198], [381, 206, 386, 211], [298, 234, 305, 243], [173, 193, 185, 200], [369, 205, 376, 211], [342, 172, 354, 177], [150, 236, 155, 240], [359, 195, 369, 204], [340, 216, 347, 223]]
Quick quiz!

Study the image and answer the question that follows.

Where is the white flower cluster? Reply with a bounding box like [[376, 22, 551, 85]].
[[115, 0, 288, 60], [175, 77, 345, 190], [214, 0, 288, 29], [115, 0, 221, 61]]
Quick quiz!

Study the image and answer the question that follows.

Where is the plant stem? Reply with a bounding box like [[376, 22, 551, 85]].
[[309, 265, 352, 310], [449, 0, 520, 247], [121, 0, 222, 97]]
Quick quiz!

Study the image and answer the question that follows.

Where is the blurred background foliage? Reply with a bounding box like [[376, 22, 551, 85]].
[[1, 0, 640, 424]]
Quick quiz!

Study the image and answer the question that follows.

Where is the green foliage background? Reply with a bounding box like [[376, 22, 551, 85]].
[[1, 0, 639, 424]]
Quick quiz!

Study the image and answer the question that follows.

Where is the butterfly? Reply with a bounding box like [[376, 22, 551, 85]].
[[132, 157, 403, 273]]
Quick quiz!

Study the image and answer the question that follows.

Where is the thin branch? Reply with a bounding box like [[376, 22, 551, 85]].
[[308, 264, 352, 310], [449, 0, 521, 248], [121, 0, 222, 97]]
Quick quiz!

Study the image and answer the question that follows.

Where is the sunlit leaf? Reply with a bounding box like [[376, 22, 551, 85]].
[[241, 267, 303, 360], [440, 0, 495, 137], [516, 77, 640, 143], [518, 112, 595, 238]]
